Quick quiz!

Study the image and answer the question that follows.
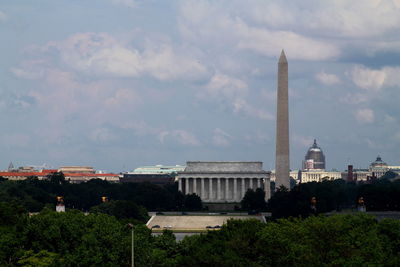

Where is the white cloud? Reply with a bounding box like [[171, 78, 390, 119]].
[[199, 73, 272, 120], [212, 128, 232, 147], [316, 71, 341, 85], [350, 65, 386, 90], [247, 0, 400, 38], [178, 1, 340, 61], [158, 130, 200, 146], [355, 108, 375, 123], [46, 32, 207, 81], [142, 44, 207, 81], [233, 20, 339, 61], [350, 65, 400, 90], [203, 73, 248, 100], [179, 0, 400, 60], [233, 98, 273, 120]]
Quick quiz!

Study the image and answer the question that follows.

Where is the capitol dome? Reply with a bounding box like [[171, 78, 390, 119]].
[[303, 139, 326, 170]]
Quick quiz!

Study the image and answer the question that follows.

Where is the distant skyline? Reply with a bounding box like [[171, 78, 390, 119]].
[[1, 0, 400, 172]]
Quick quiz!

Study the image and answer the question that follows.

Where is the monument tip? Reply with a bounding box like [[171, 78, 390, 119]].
[[279, 49, 287, 63]]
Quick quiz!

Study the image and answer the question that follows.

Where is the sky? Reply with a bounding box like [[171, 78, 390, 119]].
[[1, 0, 400, 172]]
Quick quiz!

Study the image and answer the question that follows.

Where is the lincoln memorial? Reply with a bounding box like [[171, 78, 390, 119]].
[[177, 162, 271, 203]]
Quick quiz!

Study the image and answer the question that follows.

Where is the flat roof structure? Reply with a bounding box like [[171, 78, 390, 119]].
[[146, 215, 265, 232]]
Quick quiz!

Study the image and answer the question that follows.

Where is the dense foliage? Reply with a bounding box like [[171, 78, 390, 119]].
[[0, 173, 201, 214], [1, 204, 400, 266], [268, 179, 400, 218], [241, 188, 267, 212]]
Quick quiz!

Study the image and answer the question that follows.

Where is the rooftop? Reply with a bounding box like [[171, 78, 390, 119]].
[[183, 161, 267, 173]]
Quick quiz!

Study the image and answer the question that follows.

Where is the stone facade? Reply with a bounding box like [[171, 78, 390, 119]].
[[275, 50, 290, 189], [177, 162, 271, 203]]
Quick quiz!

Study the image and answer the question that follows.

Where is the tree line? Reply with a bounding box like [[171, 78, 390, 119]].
[[0, 173, 202, 218], [2, 172, 400, 220], [1, 204, 400, 266], [268, 178, 400, 218]]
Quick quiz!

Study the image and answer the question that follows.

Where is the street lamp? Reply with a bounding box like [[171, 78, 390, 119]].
[[127, 223, 134, 267]]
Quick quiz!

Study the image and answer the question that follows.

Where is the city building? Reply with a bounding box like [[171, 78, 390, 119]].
[[303, 139, 326, 170], [298, 139, 342, 183], [341, 156, 400, 182], [0, 169, 57, 180], [300, 170, 342, 183], [177, 161, 271, 203], [0, 165, 119, 183], [120, 165, 185, 185], [270, 140, 342, 184], [58, 166, 95, 174], [63, 173, 120, 183], [368, 156, 400, 178]]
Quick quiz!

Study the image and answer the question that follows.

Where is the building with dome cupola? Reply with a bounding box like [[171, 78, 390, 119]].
[[298, 139, 341, 183], [303, 139, 326, 171], [368, 156, 400, 178], [270, 139, 342, 184]]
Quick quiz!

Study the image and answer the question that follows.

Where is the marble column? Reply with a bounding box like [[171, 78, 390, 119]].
[[178, 178, 182, 192], [264, 178, 271, 201], [201, 178, 205, 200], [209, 178, 213, 200], [241, 178, 246, 199], [217, 178, 221, 200], [193, 178, 197, 195], [250, 178, 253, 190], [234, 178, 238, 202], [225, 178, 229, 200], [257, 178, 261, 189], [185, 178, 189, 195]]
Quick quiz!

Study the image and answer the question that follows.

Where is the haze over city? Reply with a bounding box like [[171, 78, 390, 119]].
[[1, 0, 400, 172]]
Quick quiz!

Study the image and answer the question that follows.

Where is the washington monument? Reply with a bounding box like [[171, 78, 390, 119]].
[[275, 50, 290, 189]]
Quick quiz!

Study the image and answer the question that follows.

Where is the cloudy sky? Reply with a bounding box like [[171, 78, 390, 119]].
[[1, 0, 400, 172]]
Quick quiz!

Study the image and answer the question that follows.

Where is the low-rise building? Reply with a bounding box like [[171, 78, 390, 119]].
[[58, 166, 95, 174], [64, 173, 120, 183], [120, 165, 185, 185]]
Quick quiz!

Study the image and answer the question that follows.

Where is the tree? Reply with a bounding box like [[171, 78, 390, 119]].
[[23, 210, 133, 266], [241, 188, 266, 212], [47, 172, 66, 185], [380, 171, 398, 180], [0, 202, 27, 265], [17, 250, 60, 266], [183, 194, 202, 211], [90, 200, 149, 222], [255, 214, 386, 266]]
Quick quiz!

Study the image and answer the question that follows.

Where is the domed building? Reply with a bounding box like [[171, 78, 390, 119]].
[[368, 155, 389, 178], [303, 139, 326, 170], [369, 156, 387, 169]]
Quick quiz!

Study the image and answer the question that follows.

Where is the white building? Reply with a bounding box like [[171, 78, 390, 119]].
[[177, 162, 271, 203]]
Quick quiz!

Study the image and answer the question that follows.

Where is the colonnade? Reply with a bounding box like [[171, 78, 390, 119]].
[[178, 177, 269, 202]]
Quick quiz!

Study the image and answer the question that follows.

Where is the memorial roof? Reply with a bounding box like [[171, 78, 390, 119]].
[[181, 161, 268, 173]]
